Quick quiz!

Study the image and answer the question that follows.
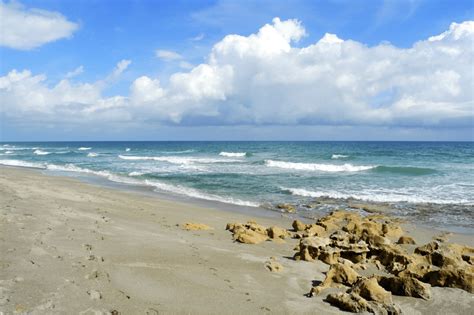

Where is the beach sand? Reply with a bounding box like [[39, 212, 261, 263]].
[[0, 166, 473, 314]]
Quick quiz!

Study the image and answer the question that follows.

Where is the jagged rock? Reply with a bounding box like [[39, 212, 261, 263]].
[[246, 221, 268, 235], [267, 226, 291, 239], [376, 244, 414, 273], [292, 220, 307, 232], [325, 292, 372, 313], [351, 277, 393, 305], [310, 263, 360, 295], [306, 224, 327, 237], [182, 223, 212, 231], [414, 241, 439, 256], [376, 276, 432, 300], [397, 236, 416, 245], [293, 236, 330, 261], [398, 262, 434, 279], [382, 223, 404, 239], [277, 203, 296, 213], [423, 266, 474, 293]]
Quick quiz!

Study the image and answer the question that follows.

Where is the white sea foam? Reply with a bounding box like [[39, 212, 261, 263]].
[[125, 148, 131, 152], [144, 180, 260, 207], [5, 151, 13, 154], [265, 160, 375, 172], [282, 187, 473, 205], [78, 147, 91, 151], [161, 149, 195, 154], [0, 159, 45, 169], [33, 149, 50, 155], [87, 152, 98, 157], [118, 155, 240, 164], [331, 154, 348, 159], [219, 151, 246, 157], [129, 171, 144, 176]]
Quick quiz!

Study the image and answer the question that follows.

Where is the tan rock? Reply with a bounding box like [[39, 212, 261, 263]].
[[382, 223, 404, 239], [350, 277, 392, 305], [235, 229, 268, 244], [414, 241, 439, 256], [423, 266, 474, 293], [397, 236, 416, 245], [310, 263, 359, 295], [182, 222, 212, 231], [292, 220, 307, 232], [267, 226, 291, 239], [325, 292, 372, 313], [305, 224, 326, 237], [376, 275, 432, 300]]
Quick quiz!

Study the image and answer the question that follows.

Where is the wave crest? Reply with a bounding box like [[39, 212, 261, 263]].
[[331, 154, 348, 159], [265, 160, 375, 172], [118, 155, 240, 164], [219, 151, 247, 157], [78, 147, 91, 151], [33, 149, 50, 155]]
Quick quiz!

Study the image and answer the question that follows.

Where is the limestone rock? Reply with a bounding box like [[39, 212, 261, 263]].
[[325, 292, 372, 313], [267, 226, 291, 239], [351, 277, 393, 305], [414, 241, 439, 256], [377, 276, 432, 300], [182, 223, 212, 231], [310, 262, 359, 295], [235, 229, 268, 244], [292, 220, 307, 232], [423, 266, 474, 293], [397, 236, 416, 245]]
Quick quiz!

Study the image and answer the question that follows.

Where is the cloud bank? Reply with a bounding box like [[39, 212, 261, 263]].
[[0, 1, 78, 50], [1, 18, 473, 130]]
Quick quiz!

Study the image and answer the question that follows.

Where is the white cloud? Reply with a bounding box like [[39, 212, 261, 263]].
[[156, 49, 183, 61], [179, 61, 194, 69], [65, 66, 84, 79], [0, 1, 78, 50], [1, 18, 473, 130], [191, 33, 205, 41]]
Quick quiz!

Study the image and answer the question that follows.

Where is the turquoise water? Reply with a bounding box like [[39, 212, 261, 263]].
[[1, 141, 473, 232]]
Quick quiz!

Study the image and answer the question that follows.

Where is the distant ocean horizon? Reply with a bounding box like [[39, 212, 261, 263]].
[[1, 141, 473, 233]]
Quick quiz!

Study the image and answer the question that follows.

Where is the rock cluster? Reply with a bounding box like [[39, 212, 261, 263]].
[[226, 221, 291, 244], [292, 210, 473, 313], [225, 210, 473, 313]]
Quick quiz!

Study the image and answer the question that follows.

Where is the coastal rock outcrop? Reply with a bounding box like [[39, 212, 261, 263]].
[[226, 221, 291, 244]]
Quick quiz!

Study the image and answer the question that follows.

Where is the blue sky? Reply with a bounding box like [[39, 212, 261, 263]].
[[1, 0, 473, 140]]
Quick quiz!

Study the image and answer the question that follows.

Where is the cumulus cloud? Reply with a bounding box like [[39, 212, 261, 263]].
[[1, 18, 473, 130], [0, 1, 78, 50], [156, 49, 183, 61]]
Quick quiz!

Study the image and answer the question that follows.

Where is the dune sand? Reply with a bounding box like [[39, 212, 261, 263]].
[[0, 166, 472, 314]]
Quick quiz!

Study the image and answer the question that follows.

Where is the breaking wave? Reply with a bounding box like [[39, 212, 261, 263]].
[[33, 150, 50, 155], [87, 152, 98, 157], [331, 154, 348, 159], [265, 160, 375, 172], [118, 155, 240, 164], [78, 147, 91, 151], [219, 152, 247, 157]]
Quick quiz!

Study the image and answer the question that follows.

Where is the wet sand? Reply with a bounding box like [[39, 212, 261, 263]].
[[0, 166, 473, 314]]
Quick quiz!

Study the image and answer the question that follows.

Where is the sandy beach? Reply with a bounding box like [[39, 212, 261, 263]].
[[1, 166, 473, 314]]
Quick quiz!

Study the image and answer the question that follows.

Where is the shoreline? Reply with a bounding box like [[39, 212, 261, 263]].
[[1, 166, 473, 314]]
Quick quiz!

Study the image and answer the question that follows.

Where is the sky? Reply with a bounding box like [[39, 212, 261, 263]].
[[0, 0, 473, 141]]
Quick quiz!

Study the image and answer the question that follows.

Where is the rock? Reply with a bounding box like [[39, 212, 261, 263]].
[[376, 244, 414, 273], [398, 262, 434, 280], [293, 236, 330, 261], [182, 223, 212, 231], [325, 292, 372, 313], [235, 229, 268, 244], [276, 203, 296, 213], [414, 241, 439, 256], [422, 266, 474, 293], [310, 263, 359, 295], [382, 223, 404, 239], [292, 220, 307, 232], [351, 277, 393, 305], [246, 221, 268, 235], [305, 224, 327, 237], [265, 258, 284, 272], [397, 236, 416, 245], [267, 226, 291, 239], [376, 276, 432, 300], [87, 290, 102, 300]]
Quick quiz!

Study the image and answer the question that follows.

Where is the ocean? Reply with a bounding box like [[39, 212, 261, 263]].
[[1, 141, 473, 233]]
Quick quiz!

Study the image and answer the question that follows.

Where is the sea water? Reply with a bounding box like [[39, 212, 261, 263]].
[[1, 141, 472, 232]]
